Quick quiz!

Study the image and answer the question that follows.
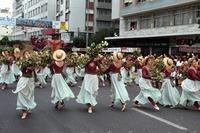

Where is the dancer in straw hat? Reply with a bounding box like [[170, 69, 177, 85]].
[[160, 57, 180, 108], [11, 48, 22, 79], [180, 58, 200, 110], [107, 52, 130, 111], [49, 49, 75, 110], [133, 56, 161, 111], [12, 51, 37, 119]]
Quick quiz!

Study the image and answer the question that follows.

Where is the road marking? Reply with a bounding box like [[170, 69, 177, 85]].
[[131, 108, 188, 131]]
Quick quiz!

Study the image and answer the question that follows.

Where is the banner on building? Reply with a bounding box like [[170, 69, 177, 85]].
[[0, 17, 16, 26], [52, 21, 68, 30], [72, 47, 141, 53], [42, 28, 56, 35], [16, 18, 52, 28], [179, 45, 200, 53]]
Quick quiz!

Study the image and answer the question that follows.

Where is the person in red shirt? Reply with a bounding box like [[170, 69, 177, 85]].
[[76, 55, 101, 114], [180, 58, 200, 110], [12, 51, 36, 120], [134, 56, 143, 85], [160, 57, 180, 108], [107, 52, 130, 111], [133, 56, 161, 111], [49, 49, 75, 110]]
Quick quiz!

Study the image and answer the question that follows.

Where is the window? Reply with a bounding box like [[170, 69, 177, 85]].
[[162, 15, 171, 27], [154, 16, 162, 28], [182, 11, 191, 25], [174, 12, 182, 25], [130, 21, 137, 30], [140, 17, 152, 29]]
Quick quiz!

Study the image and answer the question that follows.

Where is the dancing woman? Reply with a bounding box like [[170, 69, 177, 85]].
[[180, 58, 200, 110], [11, 48, 22, 79], [76, 56, 100, 114], [108, 52, 130, 111], [133, 56, 161, 110], [49, 49, 75, 110], [1, 49, 16, 90], [160, 57, 180, 108], [134, 56, 143, 85], [12, 51, 36, 119]]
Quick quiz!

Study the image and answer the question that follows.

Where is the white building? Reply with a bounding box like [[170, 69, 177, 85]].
[[56, 0, 112, 37], [12, 0, 56, 40], [0, 9, 13, 40], [106, 0, 200, 55]]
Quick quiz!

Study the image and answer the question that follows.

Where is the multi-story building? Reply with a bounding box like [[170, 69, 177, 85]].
[[55, 0, 112, 39], [11, 0, 56, 40], [11, 0, 112, 41], [106, 0, 200, 55], [0, 8, 13, 40]]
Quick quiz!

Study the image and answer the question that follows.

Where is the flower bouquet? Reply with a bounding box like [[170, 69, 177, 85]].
[[98, 55, 113, 75], [76, 54, 90, 68], [149, 56, 164, 89], [16, 51, 38, 68], [38, 48, 52, 67], [0, 56, 9, 65], [86, 41, 108, 58], [65, 53, 78, 67]]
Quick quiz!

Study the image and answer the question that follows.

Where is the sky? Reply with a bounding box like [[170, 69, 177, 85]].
[[0, 0, 12, 10]]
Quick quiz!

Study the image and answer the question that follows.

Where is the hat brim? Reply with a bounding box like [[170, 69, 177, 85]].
[[163, 58, 173, 68], [113, 52, 123, 61], [53, 49, 66, 61]]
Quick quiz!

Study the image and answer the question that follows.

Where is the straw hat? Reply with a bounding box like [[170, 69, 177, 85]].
[[14, 48, 20, 53], [163, 57, 173, 68], [188, 58, 196, 66], [53, 49, 66, 61], [113, 52, 123, 61], [137, 56, 143, 63], [142, 56, 154, 66], [2, 49, 9, 57]]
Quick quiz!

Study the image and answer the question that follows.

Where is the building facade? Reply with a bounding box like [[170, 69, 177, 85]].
[[11, 0, 56, 41], [55, 0, 112, 40], [0, 9, 13, 40], [106, 0, 200, 55]]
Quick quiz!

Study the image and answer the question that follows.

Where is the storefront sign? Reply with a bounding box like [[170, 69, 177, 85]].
[[179, 45, 200, 53]]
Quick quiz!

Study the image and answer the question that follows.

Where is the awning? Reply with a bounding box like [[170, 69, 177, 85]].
[[105, 32, 200, 40]]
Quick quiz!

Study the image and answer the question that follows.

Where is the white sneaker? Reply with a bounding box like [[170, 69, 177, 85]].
[[88, 107, 93, 114], [153, 104, 160, 111], [121, 103, 127, 112], [21, 112, 27, 119]]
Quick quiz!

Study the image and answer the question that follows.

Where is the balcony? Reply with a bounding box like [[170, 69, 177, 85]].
[[97, 2, 111, 9], [121, 0, 199, 17], [119, 24, 200, 39]]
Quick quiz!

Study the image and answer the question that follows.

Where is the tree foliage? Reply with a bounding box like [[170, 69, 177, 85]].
[[72, 37, 86, 48], [89, 28, 119, 45]]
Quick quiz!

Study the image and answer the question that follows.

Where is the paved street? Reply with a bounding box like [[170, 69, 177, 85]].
[[0, 79, 200, 133]]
